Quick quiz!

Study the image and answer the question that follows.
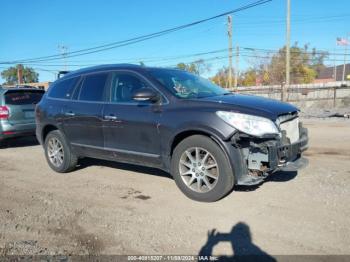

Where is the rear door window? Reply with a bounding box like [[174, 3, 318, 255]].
[[78, 73, 109, 102], [5, 90, 45, 105], [49, 77, 80, 99]]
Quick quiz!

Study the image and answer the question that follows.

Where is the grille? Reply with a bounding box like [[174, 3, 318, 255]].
[[279, 117, 300, 144]]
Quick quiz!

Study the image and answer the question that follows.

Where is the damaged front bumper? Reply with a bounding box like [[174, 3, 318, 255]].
[[233, 125, 309, 186]]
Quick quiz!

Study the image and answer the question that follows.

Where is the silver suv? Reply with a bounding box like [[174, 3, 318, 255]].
[[0, 87, 44, 144]]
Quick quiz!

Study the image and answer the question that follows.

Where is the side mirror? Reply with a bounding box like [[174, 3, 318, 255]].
[[132, 88, 159, 103]]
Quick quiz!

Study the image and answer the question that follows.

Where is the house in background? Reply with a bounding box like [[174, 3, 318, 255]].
[[25, 81, 51, 90], [314, 63, 350, 83], [2, 81, 51, 90]]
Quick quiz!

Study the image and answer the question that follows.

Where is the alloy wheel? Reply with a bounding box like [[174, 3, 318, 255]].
[[47, 137, 64, 168], [178, 147, 219, 193]]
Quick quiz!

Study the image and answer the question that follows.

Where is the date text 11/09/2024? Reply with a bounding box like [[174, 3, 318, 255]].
[[127, 255, 218, 261]]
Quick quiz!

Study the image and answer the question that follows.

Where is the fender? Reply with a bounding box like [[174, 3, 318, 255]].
[[160, 124, 239, 176]]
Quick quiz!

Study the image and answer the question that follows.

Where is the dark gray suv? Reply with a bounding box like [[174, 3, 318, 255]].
[[36, 64, 308, 202]]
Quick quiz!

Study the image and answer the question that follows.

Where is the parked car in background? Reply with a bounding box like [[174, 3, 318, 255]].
[[36, 64, 308, 202], [0, 87, 45, 144]]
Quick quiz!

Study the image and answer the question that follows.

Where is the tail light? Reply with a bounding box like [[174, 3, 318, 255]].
[[0, 106, 9, 119]]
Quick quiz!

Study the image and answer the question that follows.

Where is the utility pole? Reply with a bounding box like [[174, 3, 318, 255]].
[[333, 48, 337, 107], [333, 49, 337, 81], [342, 35, 349, 83], [58, 44, 68, 71], [284, 0, 291, 101], [227, 15, 233, 90], [17, 64, 23, 85], [234, 45, 239, 89]]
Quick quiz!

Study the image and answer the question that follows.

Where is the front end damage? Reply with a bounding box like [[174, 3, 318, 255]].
[[232, 114, 309, 186]]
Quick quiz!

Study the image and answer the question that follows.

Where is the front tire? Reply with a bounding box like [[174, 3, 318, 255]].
[[171, 135, 234, 202], [44, 130, 77, 173]]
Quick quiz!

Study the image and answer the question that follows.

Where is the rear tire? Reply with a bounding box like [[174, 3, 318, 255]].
[[171, 135, 234, 202], [44, 130, 77, 173]]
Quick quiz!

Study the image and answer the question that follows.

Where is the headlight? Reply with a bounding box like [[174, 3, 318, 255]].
[[216, 111, 279, 137]]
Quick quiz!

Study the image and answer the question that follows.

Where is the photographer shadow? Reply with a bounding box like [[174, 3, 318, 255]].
[[199, 222, 276, 262]]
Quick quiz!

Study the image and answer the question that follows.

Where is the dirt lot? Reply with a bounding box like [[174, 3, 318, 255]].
[[0, 118, 350, 257]]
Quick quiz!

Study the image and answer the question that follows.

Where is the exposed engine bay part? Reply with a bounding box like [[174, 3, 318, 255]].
[[279, 117, 299, 144], [247, 149, 268, 171], [232, 116, 309, 186]]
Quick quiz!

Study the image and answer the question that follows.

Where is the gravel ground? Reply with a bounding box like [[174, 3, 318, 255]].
[[0, 118, 350, 257]]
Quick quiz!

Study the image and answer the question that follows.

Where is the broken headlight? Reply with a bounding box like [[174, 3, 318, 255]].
[[216, 111, 279, 137]]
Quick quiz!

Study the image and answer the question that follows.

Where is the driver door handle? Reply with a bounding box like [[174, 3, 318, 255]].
[[65, 112, 75, 116], [104, 115, 118, 121]]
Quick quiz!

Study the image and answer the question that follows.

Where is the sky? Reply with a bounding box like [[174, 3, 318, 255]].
[[1, 0, 349, 83]]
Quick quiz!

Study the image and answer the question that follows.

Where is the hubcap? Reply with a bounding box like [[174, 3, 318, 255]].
[[179, 147, 219, 193], [47, 137, 64, 167]]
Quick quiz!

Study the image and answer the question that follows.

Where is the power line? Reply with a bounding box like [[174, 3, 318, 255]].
[[8, 53, 346, 79], [233, 14, 350, 28], [33, 44, 350, 64], [2, 49, 230, 67], [3, 44, 349, 72], [241, 47, 350, 56], [2, 47, 348, 70], [240, 53, 348, 62], [0, 0, 272, 64], [10, 46, 350, 67]]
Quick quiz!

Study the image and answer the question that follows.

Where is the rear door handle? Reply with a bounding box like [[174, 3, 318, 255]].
[[104, 115, 118, 120], [65, 112, 75, 116]]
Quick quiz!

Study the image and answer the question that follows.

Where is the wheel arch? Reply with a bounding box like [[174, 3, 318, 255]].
[[170, 129, 233, 171], [169, 125, 233, 154], [170, 130, 214, 157], [42, 124, 59, 143], [169, 128, 243, 185]]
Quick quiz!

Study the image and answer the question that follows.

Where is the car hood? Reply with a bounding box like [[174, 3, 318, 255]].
[[198, 93, 298, 120]]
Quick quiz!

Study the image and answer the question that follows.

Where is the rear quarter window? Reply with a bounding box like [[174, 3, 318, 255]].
[[4, 90, 45, 105], [48, 77, 79, 99]]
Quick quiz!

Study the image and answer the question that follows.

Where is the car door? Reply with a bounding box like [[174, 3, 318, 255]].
[[62, 72, 109, 157], [102, 71, 163, 167]]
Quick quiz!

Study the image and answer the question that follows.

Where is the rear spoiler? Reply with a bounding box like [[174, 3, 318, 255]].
[[57, 71, 70, 79], [3, 88, 45, 93], [16, 85, 38, 89], [1, 85, 40, 89]]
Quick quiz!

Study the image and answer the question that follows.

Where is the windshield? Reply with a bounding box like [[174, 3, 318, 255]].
[[148, 69, 228, 99]]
